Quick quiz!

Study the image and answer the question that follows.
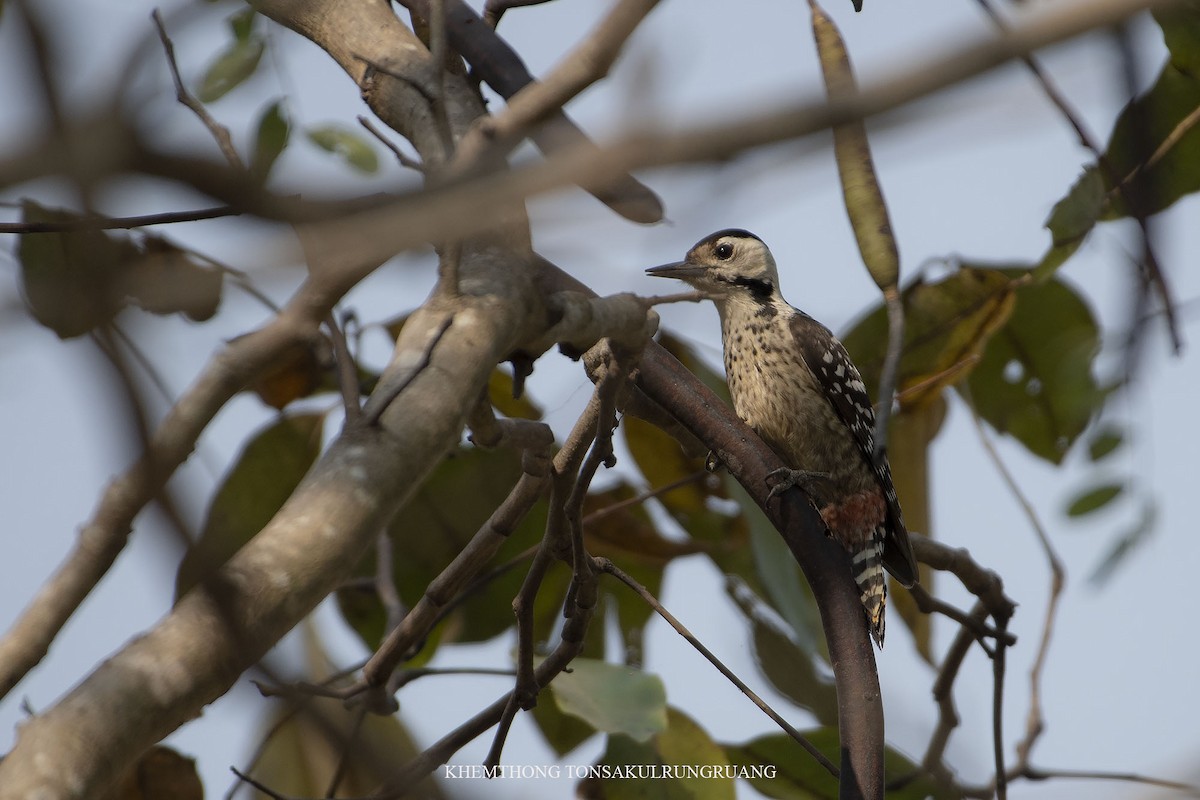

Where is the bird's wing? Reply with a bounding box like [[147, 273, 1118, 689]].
[[790, 313, 919, 586]]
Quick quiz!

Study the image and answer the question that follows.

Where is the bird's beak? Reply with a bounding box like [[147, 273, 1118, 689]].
[[645, 261, 707, 279]]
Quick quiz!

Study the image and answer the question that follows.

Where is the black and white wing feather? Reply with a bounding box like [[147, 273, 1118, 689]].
[[790, 312, 918, 587]]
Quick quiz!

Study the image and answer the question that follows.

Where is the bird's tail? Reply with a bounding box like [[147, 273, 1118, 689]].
[[851, 527, 888, 648]]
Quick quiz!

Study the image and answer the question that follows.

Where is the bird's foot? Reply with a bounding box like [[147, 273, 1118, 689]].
[[765, 467, 831, 500]]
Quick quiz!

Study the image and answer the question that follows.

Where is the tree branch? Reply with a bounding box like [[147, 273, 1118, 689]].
[[399, 0, 664, 223]]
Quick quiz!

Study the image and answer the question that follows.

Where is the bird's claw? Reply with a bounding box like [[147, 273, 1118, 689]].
[[765, 467, 831, 499]]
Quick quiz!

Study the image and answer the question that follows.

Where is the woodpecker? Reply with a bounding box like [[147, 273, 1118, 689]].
[[647, 229, 918, 647]]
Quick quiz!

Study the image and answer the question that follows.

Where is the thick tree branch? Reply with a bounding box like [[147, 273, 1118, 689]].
[[0, 2, 542, 794], [0, 241, 543, 799]]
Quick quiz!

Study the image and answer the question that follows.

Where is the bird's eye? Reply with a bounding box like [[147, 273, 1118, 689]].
[[714, 243, 734, 260]]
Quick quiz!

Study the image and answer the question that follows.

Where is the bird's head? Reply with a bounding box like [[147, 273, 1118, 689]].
[[646, 229, 780, 302]]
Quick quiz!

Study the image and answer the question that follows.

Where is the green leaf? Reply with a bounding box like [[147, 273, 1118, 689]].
[[1102, 65, 1200, 219], [728, 578, 837, 724], [196, 37, 265, 103], [488, 368, 542, 420], [734, 479, 824, 658], [1088, 427, 1125, 461], [17, 202, 225, 337], [108, 746, 203, 800], [963, 272, 1102, 464], [336, 446, 546, 653], [725, 730, 949, 800], [883, 400, 944, 662], [1036, 166, 1106, 281], [1157, 2, 1200, 72], [1089, 499, 1157, 586], [1066, 482, 1125, 517], [549, 659, 667, 743], [1033, 6, 1200, 276], [531, 683, 598, 757], [176, 413, 325, 599], [587, 709, 734, 800], [251, 692, 444, 798], [17, 201, 131, 338], [621, 397, 745, 556], [623, 415, 710, 517], [228, 7, 257, 42], [841, 266, 1016, 407], [251, 100, 291, 182], [307, 124, 379, 174]]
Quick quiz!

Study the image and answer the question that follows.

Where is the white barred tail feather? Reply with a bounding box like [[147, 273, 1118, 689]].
[[852, 527, 888, 647]]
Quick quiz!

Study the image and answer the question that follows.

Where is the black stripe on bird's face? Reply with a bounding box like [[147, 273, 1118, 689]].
[[730, 275, 774, 301]]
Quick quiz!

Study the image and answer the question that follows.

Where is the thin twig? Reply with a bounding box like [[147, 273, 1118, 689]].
[[993, 614, 1011, 800], [152, 10, 245, 171], [583, 469, 710, 526], [483, 532, 556, 769], [392, 666, 516, 689], [598, 558, 838, 777], [357, 115, 425, 172], [966, 398, 1064, 785], [485, 388, 608, 770], [380, 401, 607, 791], [1019, 766, 1200, 795], [327, 311, 363, 424], [452, 0, 661, 173], [374, 533, 405, 635], [922, 604, 986, 781], [357, 468, 549, 695], [109, 322, 178, 412], [0, 205, 238, 233], [908, 584, 1013, 647], [1112, 24, 1184, 364], [230, 767, 297, 800], [645, 290, 711, 308], [324, 705, 367, 799], [223, 698, 308, 800]]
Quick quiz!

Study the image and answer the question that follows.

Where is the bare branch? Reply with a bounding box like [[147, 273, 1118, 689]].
[[921, 604, 986, 784], [0, 232, 540, 795], [455, 0, 661, 168], [0, 205, 238, 232], [327, 311, 364, 424], [356, 115, 425, 172], [151, 10, 244, 171], [398, 0, 664, 223], [358, 448, 552, 696]]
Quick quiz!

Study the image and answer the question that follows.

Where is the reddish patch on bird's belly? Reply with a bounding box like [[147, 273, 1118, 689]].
[[819, 490, 886, 546]]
